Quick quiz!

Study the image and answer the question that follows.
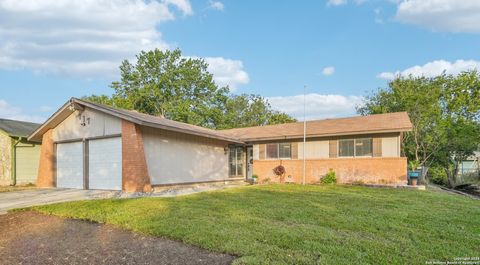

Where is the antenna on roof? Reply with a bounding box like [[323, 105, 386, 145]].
[[302, 85, 307, 185]]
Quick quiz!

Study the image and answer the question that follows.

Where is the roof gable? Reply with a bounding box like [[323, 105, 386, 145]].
[[28, 98, 243, 143]]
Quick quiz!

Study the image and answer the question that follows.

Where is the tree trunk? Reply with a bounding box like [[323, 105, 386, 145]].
[[446, 170, 455, 188], [446, 165, 458, 189]]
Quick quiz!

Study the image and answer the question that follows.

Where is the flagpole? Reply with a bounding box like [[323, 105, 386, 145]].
[[302, 85, 307, 185]]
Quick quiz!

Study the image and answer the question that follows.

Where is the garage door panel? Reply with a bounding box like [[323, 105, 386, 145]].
[[56, 142, 84, 189], [88, 137, 122, 190]]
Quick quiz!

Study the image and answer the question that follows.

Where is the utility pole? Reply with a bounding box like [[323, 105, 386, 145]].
[[302, 85, 307, 185]]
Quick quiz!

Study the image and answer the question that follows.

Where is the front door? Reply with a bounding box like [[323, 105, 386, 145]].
[[246, 147, 253, 179]]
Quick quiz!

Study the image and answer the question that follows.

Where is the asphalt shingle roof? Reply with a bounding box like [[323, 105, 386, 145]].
[[219, 112, 413, 142], [0, 119, 41, 138], [29, 97, 413, 143]]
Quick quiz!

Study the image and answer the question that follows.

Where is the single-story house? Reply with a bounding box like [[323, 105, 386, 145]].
[[29, 98, 412, 192], [0, 119, 41, 186]]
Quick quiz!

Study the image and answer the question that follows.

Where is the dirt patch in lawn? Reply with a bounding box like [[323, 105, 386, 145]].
[[0, 211, 234, 265]]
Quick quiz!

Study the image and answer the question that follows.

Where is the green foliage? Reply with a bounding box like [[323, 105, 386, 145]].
[[428, 166, 448, 186], [358, 71, 480, 187], [219, 94, 296, 129], [251, 174, 258, 179], [321, 169, 337, 184], [408, 160, 420, 171], [32, 185, 480, 264], [83, 48, 295, 129]]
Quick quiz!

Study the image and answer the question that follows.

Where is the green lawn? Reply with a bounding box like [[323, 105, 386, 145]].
[[30, 185, 479, 264]]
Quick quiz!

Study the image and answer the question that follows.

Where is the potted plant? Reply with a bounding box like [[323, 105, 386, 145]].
[[251, 174, 258, 183], [408, 160, 421, 186]]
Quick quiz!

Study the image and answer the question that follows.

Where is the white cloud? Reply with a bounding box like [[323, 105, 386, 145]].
[[38, 106, 52, 112], [209, 1, 224, 11], [204, 57, 249, 90], [0, 100, 46, 123], [327, 0, 347, 6], [374, 8, 384, 24], [0, 0, 193, 79], [322, 66, 335, 76], [377, 59, 480, 80], [267, 93, 363, 120], [395, 0, 480, 33], [327, 0, 367, 6]]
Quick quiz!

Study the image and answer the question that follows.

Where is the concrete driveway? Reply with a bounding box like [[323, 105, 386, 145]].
[[0, 188, 119, 214]]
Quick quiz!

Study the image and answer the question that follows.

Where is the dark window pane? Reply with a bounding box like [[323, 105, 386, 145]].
[[229, 164, 236, 176], [229, 148, 235, 163], [355, 138, 372, 156], [236, 164, 243, 176], [279, 143, 291, 158], [236, 147, 244, 162], [339, 139, 354, 157], [266, 143, 278, 159]]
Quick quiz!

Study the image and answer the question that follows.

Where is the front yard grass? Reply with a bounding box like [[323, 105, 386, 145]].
[[30, 185, 479, 264]]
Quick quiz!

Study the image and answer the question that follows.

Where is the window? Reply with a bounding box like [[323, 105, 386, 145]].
[[266, 143, 278, 159], [279, 143, 291, 159], [339, 139, 354, 157], [338, 138, 372, 157], [266, 143, 292, 159], [355, 138, 373, 157], [229, 146, 244, 177]]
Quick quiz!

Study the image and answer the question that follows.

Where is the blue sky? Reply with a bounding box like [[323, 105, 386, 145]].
[[1, 0, 479, 122]]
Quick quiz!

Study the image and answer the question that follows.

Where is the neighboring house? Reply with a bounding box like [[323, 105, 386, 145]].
[[29, 98, 412, 192], [457, 151, 479, 176], [0, 119, 41, 186]]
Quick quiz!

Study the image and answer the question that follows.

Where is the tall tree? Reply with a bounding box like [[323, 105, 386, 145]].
[[219, 94, 296, 129], [84, 48, 295, 129], [358, 71, 480, 187]]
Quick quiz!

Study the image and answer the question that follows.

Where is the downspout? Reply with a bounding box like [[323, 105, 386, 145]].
[[11, 137, 22, 186]]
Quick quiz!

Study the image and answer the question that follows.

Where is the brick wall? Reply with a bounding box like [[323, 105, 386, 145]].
[[37, 129, 55, 187], [253, 157, 407, 185], [122, 120, 151, 192]]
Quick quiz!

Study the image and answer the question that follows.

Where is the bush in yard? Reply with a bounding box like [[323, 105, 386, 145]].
[[428, 166, 448, 186], [321, 169, 337, 184]]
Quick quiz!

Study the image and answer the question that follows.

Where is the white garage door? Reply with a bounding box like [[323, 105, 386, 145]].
[[56, 142, 84, 189], [88, 137, 122, 190]]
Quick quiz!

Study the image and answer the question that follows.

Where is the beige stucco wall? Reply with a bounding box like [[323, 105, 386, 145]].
[[253, 145, 259, 160], [142, 127, 230, 185], [0, 133, 11, 185], [53, 107, 121, 141], [382, 135, 400, 157], [298, 140, 329, 159]]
